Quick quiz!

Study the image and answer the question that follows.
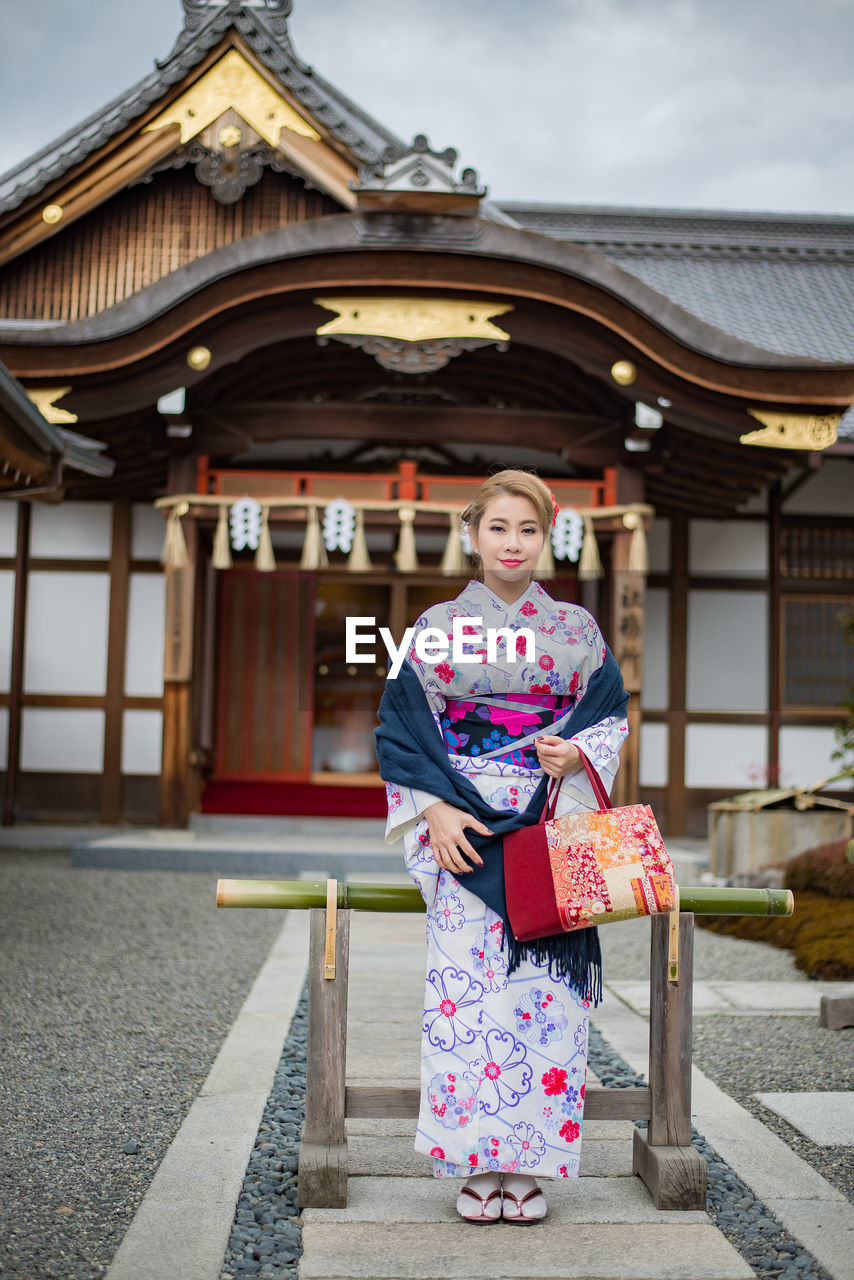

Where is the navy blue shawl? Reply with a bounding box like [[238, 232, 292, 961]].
[[375, 647, 629, 1004]]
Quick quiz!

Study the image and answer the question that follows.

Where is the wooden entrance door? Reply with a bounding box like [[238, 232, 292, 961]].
[[214, 570, 314, 781]]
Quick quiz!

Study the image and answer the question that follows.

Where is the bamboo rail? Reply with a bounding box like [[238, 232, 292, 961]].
[[216, 878, 794, 917], [216, 876, 794, 1212]]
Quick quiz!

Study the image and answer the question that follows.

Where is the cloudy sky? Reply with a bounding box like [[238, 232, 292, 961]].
[[2, 0, 853, 213]]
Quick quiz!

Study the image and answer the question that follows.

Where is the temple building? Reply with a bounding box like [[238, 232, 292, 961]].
[[0, 0, 852, 833]]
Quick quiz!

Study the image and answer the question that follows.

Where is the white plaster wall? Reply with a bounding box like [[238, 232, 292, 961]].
[[0, 570, 14, 693], [21, 708, 105, 772], [0, 502, 18, 555], [639, 721, 668, 788], [686, 590, 768, 712], [122, 709, 163, 775], [30, 502, 112, 560], [685, 724, 769, 790], [132, 503, 167, 560], [689, 521, 767, 576], [779, 726, 845, 788], [642, 588, 669, 710], [0, 707, 8, 770], [647, 519, 670, 573], [24, 572, 110, 694], [783, 459, 854, 516], [125, 574, 166, 697]]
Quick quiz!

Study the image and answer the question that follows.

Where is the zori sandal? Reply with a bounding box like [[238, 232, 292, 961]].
[[455, 1172, 503, 1223], [501, 1174, 548, 1224]]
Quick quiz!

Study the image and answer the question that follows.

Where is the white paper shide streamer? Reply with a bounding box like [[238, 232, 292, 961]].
[[551, 508, 584, 562], [322, 499, 356, 554], [229, 497, 263, 551]]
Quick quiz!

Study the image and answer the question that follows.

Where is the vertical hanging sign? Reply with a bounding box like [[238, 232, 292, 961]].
[[164, 563, 195, 682]]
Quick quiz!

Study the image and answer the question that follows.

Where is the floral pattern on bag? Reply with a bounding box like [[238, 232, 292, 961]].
[[545, 805, 674, 931]]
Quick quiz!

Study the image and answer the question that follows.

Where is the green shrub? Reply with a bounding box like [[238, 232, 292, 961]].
[[784, 839, 854, 898]]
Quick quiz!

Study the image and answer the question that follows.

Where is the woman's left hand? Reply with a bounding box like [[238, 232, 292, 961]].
[[535, 735, 581, 778]]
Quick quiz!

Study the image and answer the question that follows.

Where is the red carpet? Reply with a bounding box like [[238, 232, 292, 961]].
[[201, 779, 387, 818]]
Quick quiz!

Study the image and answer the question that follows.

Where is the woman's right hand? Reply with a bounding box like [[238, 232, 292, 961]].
[[424, 801, 493, 876]]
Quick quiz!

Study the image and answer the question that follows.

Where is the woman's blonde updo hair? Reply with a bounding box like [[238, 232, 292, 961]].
[[461, 469, 554, 544]]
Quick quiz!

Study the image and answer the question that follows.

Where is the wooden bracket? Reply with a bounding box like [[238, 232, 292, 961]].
[[324, 878, 338, 980], [668, 885, 680, 984]]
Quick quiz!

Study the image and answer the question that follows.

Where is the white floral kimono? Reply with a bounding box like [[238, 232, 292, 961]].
[[383, 579, 628, 1179]]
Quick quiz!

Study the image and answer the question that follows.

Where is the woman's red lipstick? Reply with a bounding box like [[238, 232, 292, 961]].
[[500, 558, 523, 566]]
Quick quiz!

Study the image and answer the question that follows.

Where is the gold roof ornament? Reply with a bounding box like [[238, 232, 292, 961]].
[[741, 410, 840, 451], [315, 298, 513, 375], [610, 360, 637, 386], [26, 387, 78, 425], [143, 49, 320, 147], [315, 298, 512, 344], [187, 346, 212, 371]]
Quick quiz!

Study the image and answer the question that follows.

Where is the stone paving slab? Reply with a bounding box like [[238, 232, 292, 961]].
[[346, 1051, 420, 1079], [763, 1198, 854, 1280], [298, 1221, 754, 1279], [607, 980, 854, 1017], [302, 1175, 710, 1225], [754, 1092, 854, 1146]]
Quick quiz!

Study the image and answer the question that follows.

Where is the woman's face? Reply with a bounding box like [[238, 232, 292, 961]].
[[470, 493, 545, 595]]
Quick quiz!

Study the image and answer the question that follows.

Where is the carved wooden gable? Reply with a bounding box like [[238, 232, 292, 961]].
[[0, 2, 400, 318]]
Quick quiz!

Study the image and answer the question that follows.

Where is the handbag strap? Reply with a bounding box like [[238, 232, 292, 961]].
[[544, 777, 562, 821], [541, 751, 610, 821], [578, 751, 612, 810]]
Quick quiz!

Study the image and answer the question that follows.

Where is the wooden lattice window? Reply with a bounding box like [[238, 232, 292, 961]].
[[780, 522, 854, 580], [781, 595, 854, 710]]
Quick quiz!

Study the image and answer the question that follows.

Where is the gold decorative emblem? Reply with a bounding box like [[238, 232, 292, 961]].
[[143, 49, 320, 147], [314, 298, 512, 343], [26, 387, 77, 424], [187, 346, 212, 371], [610, 360, 637, 386], [741, 410, 841, 451], [42, 204, 64, 225], [218, 125, 242, 148]]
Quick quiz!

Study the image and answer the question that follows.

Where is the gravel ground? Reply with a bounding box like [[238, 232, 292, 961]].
[[588, 1025, 834, 1280], [220, 988, 307, 1280], [601, 913, 854, 1204], [599, 914, 807, 985], [4, 848, 850, 1280], [210, 990, 840, 1280], [692, 1017, 854, 1203], [0, 852, 283, 1280]]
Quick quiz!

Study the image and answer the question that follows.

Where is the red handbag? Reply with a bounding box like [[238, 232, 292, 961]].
[[504, 753, 675, 941]]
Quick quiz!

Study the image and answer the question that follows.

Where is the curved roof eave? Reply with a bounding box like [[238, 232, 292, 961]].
[[0, 214, 847, 380]]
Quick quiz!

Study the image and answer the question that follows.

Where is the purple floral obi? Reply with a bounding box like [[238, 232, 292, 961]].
[[440, 692, 574, 769]]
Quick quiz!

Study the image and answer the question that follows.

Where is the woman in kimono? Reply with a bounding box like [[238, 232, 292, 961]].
[[375, 471, 628, 1224]]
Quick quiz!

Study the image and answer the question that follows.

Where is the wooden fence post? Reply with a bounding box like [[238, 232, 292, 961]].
[[632, 912, 708, 1209], [298, 905, 350, 1208]]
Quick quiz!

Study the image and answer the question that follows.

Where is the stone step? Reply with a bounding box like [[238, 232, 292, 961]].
[[302, 1174, 708, 1224], [298, 1220, 753, 1280]]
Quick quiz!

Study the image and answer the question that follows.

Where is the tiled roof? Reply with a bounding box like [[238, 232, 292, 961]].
[[500, 204, 854, 363], [500, 204, 854, 439], [0, 2, 403, 216]]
